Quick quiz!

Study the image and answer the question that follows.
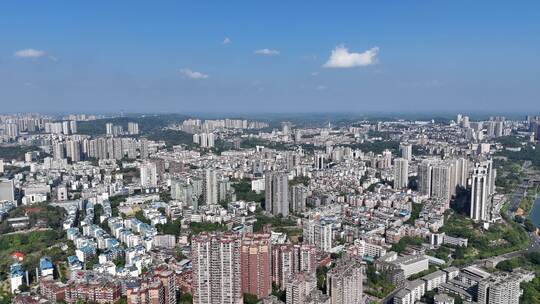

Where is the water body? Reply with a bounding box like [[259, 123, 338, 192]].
[[528, 196, 540, 227]]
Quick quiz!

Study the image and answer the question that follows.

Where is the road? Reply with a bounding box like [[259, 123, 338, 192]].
[[508, 181, 530, 216], [506, 160, 539, 216]]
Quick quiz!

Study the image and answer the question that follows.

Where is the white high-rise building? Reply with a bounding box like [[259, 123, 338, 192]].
[[62, 121, 71, 135], [5, 123, 19, 139], [486, 159, 497, 196], [314, 154, 325, 170], [127, 122, 139, 135], [69, 120, 78, 134], [456, 158, 469, 188], [204, 168, 218, 205], [461, 116, 470, 128], [0, 179, 15, 202], [207, 133, 215, 148], [286, 272, 317, 304], [456, 114, 463, 124], [192, 233, 242, 304], [393, 158, 409, 190], [9, 263, 25, 294], [477, 273, 521, 304], [418, 161, 432, 196], [399, 143, 413, 161], [494, 121, 504, 138], [431, 163, 452, 201], [290, 184, 308, 213], [200, 133, 208, 148], [265, 171, 289, 216], [66, 140, 81, 162], [140, 162, 158, 188], [303, 219, 333, 252], [197, 133, 215, 148], [381, 150, 392, 169], [470, 165, 489, 222], [326, 261, 363, 304], [486, 121, 496, 138], [106, 123, 114, 135], [53, 142, 65, 160]]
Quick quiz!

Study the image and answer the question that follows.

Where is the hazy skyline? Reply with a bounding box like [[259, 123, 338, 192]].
[[1, 1, 539, 113]]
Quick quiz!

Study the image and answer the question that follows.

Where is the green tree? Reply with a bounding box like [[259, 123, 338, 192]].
[[177, 293, 193, 304], [495, 260, 515, 272], [243, 293, 259, 304]]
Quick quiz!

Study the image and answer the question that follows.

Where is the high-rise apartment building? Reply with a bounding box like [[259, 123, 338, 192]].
[[4, 123, 19, 139], [456, 158, 469, 188], [204, 168, 218, 205], [272, 244, 318, 290], [431, 163, 452, 201], [265, 171, 289, 216], [127, 265, 177, 304], [314, 154, 325, 170], [128, 122, 140, 135], [53, 142, 66, 160], [273, 244, 298, 289], [477, 273, 521, 304], [240, 234, 272, 299], [106, 123, 114, 135], [303, 219, 333, 252], [469, 159, 497, 222], [192, 232, 242, 304], [69, 120, 78, 134], [0, 179, 15, 202], [286, 272, 317, 304], [470, 166, 489, 222], [381, 150, 392, 169], [290, 184, 308, 213], [62, 121, 71, 135], [417, 161, 432, 196], [66, 140, 81, 162], [393, 158, 409, 190], [326, 260, 363, 304], [197, 133, 215, 148], [399, 143, 412, 161], [140, 162, 158, 188]]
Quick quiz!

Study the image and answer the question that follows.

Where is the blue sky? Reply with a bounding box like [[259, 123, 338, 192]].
[[1, 1, 539, 114]]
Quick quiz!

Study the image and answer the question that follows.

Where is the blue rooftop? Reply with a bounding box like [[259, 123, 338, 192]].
[[10, 263, 24, 276], [67, 255, 80, 264], [39, 257, 54, 270]]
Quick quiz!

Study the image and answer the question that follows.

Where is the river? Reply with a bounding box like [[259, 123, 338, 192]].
[[528, 196, 540, 227]]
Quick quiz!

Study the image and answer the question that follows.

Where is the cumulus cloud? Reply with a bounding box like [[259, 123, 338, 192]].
[[14, 48, 46, 58], [222, 37, 232, 45], [323, 45, 379, 68], [254, 48, 280, 56], [180, 68, 209, 80]]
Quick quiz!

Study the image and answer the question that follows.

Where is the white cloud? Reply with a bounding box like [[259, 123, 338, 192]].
[[316, 85, 328, 91], [254, 48, 280, 56], [323, 45, 379, 68], [311, 72, 319, 77], [222, 37, 232, 45], [14, 48, 46, 58], [180, 68, 209, 80]]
